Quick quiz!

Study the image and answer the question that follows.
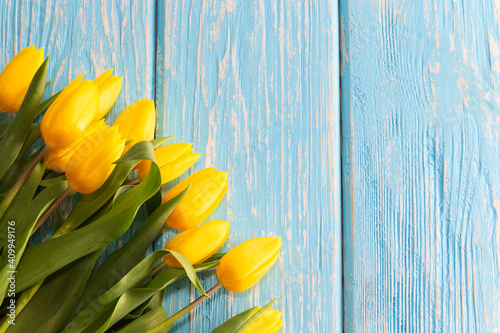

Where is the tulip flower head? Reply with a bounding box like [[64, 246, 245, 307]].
[[65, 125, 125, 194], [216, 237, 281, 292], [113, 99, 156, 153], [41, 74, 100, 149], [163, 220, 229, 268], [44, 120, 106, 173], [162, 167, 228, 231], [0, 45, 44, 113], [138, 143, 201, 184], [243, 308, 283, 333], [93, 69, 123, 120]]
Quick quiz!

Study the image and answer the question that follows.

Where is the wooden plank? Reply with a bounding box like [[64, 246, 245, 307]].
[[341, 0, 500, 331], [0, 0, 156, 256], [155, 0, 342, 331]]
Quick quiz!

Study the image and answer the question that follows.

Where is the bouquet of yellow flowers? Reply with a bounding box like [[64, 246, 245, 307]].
[[0, 46, 282, 333]]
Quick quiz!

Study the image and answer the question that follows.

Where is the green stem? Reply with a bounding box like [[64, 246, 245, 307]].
[[165, 282, 222, 326], [31, 186, 72, 235], [0, 145, 50, 220]]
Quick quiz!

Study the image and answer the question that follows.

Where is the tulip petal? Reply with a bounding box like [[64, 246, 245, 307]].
[[164, 220, 230, 267], [216, 237, 282, 292], [0, 46, 45, 113]]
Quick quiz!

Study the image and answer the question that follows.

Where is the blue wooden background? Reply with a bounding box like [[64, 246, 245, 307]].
[[6, 0, 500, 331], [1, 0, 342, 332], [341, 0, 500, 332]]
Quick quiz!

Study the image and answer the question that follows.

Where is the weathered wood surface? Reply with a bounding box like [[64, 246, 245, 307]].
[[155, 0, 341, 331], [1, 0, 342, 332], [341, 0, 500, 332]]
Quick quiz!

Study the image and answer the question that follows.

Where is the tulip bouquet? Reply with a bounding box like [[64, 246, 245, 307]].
[[0, 46, 282, 332]]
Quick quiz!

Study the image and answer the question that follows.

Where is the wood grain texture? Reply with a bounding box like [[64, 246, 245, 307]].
[[155, 0, 341, 331], [341, 0, 500, 331], [1, 0, 342, 332]]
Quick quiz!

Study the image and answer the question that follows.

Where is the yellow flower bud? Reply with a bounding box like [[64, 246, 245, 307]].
[[243, 308, 283, 333], [41, 74, 100, 149], [44, 120, 106, 173], [163, 220, 229, 268], [93, 69, 123, 120], [113, 99, 156, 153], [137, 143, 201, 184], [65, 125, 125, 194], [216, 237, 281, 292], [0, 46, 44, 113], [162, 168, 228, 231]]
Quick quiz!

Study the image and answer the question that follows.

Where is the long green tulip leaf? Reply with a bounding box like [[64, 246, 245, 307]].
[[125, 288, 166, 320], [63, 253, 215, 333], [0, 179, 68, 300], [14, 141, 160, 292], [211, 297, 278, 333], [39, 175, 66, 188], [0, 57, 48, 180], [0, 162, 43, 249], [73, 187, 189, 316], [6, 249, 104, 333], [0, 124, 42, 194], [117, 307, 171, 333], [150, 137, 174, 149], [35, 90, 60, 118]]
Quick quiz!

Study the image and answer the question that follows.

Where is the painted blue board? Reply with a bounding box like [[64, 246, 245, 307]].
[[341, 0, 500, 331], [1, 0, 342, 332], [155, 0, 342, 331]]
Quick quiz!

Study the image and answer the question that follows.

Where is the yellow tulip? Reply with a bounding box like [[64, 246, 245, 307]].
[[162, 167, 228, 231], [93, 69, 123, 120], [243, 308, 283, 333], [137, 143, 201, 184], [0, 45, 44, 112], [44, 120, 106, 173], [113, 99, 156, 153], [65, 125, 125, 194], [216, 237, 281, 292], [163, 220, 229, 268], [40, 74, 100, 149]]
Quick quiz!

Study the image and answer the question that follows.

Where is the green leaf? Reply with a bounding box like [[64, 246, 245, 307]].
[[62, 252, 215, 333], [151, 137, 174, 149], [0, 92, 59, 140], [146, 189, 163, 216], [125, 288, 166, 320], [14, 141, 161, 293], [0, 162, 43, 250], [117, 307, 171, 333], [6, 249, 105, 333], [205, 253, 227, 261], [0, 56, 48, 180], [211, 298, 279, 333], [72, 187, 189, 318], [39, 175, 67, 187], [19, 123, 41, 156], [35, 90, 60, 118], [0, 178, 68, 300], [53, 141, 157, 237], [52, 209, 65, 231], [0, 124, 42, 194]]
